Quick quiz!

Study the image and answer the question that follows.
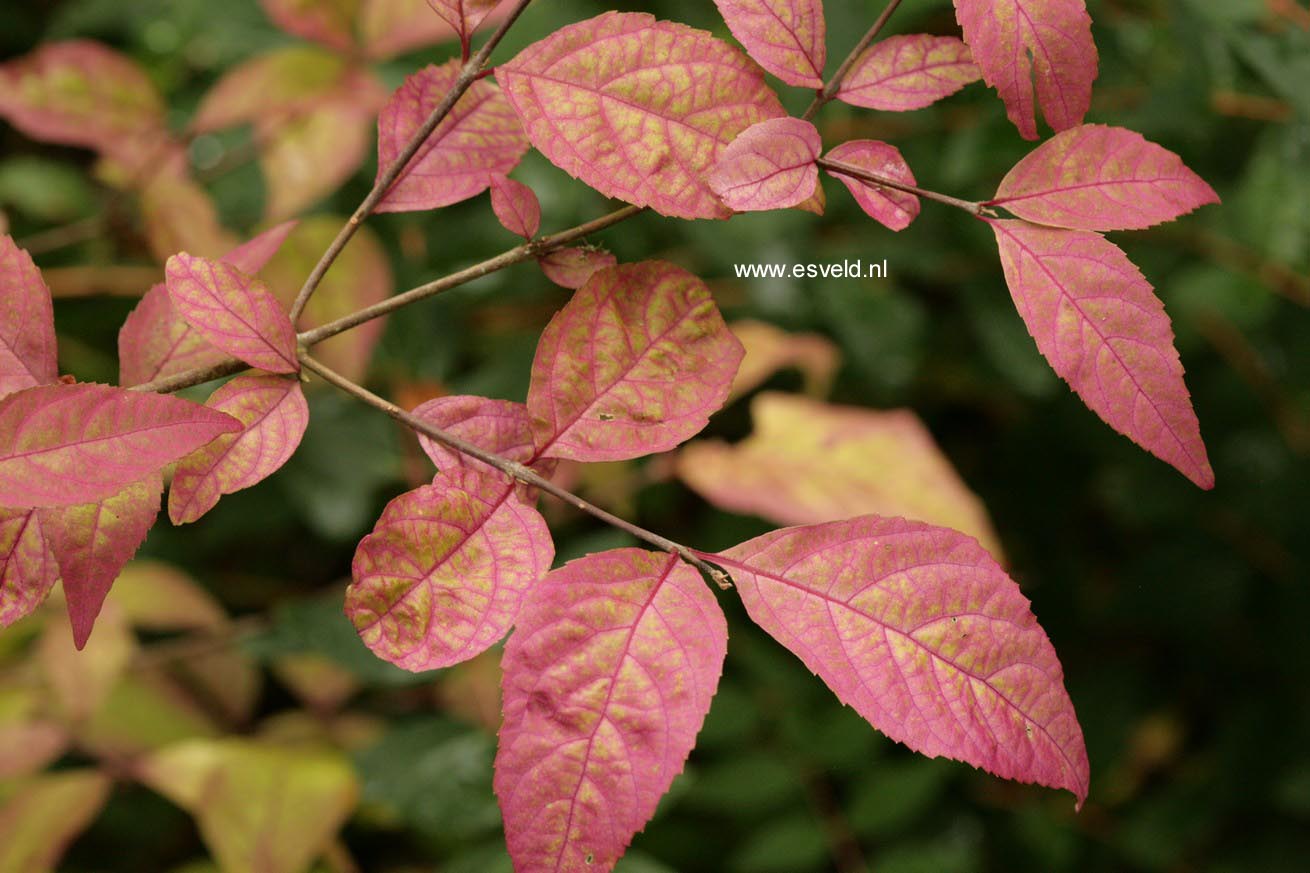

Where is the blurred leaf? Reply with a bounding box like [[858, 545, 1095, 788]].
[[0, 770, 111, 873], [728, 813, 827, 873], [0, 157, 94, 222]]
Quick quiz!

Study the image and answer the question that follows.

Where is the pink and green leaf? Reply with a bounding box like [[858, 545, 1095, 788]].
[[362, 0, 505, 60], [412, 395, 540, 473], [716, 516, 1089, 805], [495, 549, 727, 873], [258, 97, 379, 221], [489, 175, 541, 239], [347, 468, 553, 671], [425, 0, 505, 57], [0, 508, 60, 630], [189, 45, 354, 133], [498, 11, 786, 220], [824, 140, 921, 231], [709, 117, 822, 213], [528, 260, 744, 462], [712, 0, 826, 88], [988, 220, 1213, 487], [537, 246, 617, 290], [0, 382, 241, 508], [1, 235, 58, 397], [169, 375, 310, 525], [0, 771, 112, 873], [837, 34, 981, 111], [259, 0, 360, 53], [989, 124, 1220, 231], [726, 319, 838, 402]]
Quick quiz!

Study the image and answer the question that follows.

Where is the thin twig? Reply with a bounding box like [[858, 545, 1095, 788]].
[[286, 0, 536, 324], [298, 354, 734, 590], [817, 156, 986, 215], [803, 0, 905, 120]]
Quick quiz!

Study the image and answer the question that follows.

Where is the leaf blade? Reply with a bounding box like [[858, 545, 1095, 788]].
[[0, 508, 61, 630], [709, 117, 822, 213], [489, 175, 541, 239], [837, 34, 980, 111], [0, 235, 58, 397], [712, 0, 826, 88], [824, 140, 921, 231]]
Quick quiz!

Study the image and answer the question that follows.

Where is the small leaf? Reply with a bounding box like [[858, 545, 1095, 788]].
[[495, 549, 727, 873], [0, 771, 111, 873], [363, 0, 505, 59], [679, 392, 1003, 556], [824, 140, 920, 231], [1, 235, 58, 397], [988, 220, 1213, 487], [411, 395, 540, 474], [169, 375, 310, 525], [726, 319, 838, 401], [376, 60, 529, 213], [0, 383, 240, 507], [40, 475, 162, 648], [536, 246, 616, 290], [837, 34, 980, 111], [709, 117, 822, 213], [166, 253, 300, 374], [953, 0, 1097, 140], [259, 0, 360, 53], [528, 261, 744, 462], [498, 12, 786, 220], [426, 0, 505, 56], [713, 0, 826, 88], [489, 175, 540, 239], [347, 468, 554, 671], [989, 124, 1221, 231], [0, 508, 60, 629], [716, 516, 1089, 804]]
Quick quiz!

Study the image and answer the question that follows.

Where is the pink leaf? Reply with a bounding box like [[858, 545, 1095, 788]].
[[989, 220, 1213, 487], [190, 46, 354, 133], [824, 140, 921, 231], [259, 0, 359, 53], [412, 395, 536, 471], [489, 175, 541, 239], [989, 124, 1221, 231], [363, 0, 507, 59], [425, 0, 504, 56], [495, 549, 727, 873], [837, 34, 981, 111], [168, 375, 309, 525], [498, 12, 786, 220], [347, 468, 553, 671], [0, 382, 241, 508], [0, 508, 60, 629], [376, 60, 529, 213], [708, 117, 821, 213], [716, 516, 1089, 805], [1, 236, 58, 397], [536, 247, 617, 290], [258, 96, 380, 222], [953, 0, 1097, 140], [166, 253, 300, 374], [40, 475, 161, 648], [712, 0, 826, 88], [528, 261, 744, 462], [222, 222, 300, 275]]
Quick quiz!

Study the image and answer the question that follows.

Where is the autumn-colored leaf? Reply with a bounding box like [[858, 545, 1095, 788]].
[[716, 516, 1089, 804], [989, 220, 1212, 487], [259, 96, 379, 221], [39, 599, 137, 720], [0, 40, 165, 159], [347, 468, 553, 671], [0, 721, 68, 780], [0, 508, 60, 630], [489, 174, 540, 238], [40, 475, 162, 648], [824, 140, 921, 231], [362, 0, 502, 59], [425, 0, 504, 57], [224, 221, 300, 275], [260, 0, 360, 53], [536, 246, 616, 289], [190, 45, 354, 133], [679, 392, 1003, 556], [837, 34, 980, 111], [713, 0, 826, 88], [953, 0, 1097, 140], [498, 11, 786, 219], [138, 167, 238, 262], [709, 117, 822, 213], [726, 319, 838, 401], [165, 253, 300, 374], [110, 560, 229, 632], [1, 235, 57, 397], [169, 375, 309, 525], [495, 549, 727, 873], [989, 124, 1221, 231], [411, 395, 541, 474], [0, 382, 240, 508], [0, 771, 111, 873], [528, 261, 744, 462]]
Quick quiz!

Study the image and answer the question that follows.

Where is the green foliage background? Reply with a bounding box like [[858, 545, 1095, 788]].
[[2, 1, 1309, 871]]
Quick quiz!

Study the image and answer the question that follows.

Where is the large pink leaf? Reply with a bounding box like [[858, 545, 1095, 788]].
[[165, 253, 299, 375], [0, 508, 60, 629], [347, 468, 553, 671], [537, 246, 617, 290], [489, 175, 541, 239], [425, 0, 504, 56], [716, 516, 1089, 804], [495, 549, 727, 873], [376, 60, 529, 213], [40, 475, 161, 648], [953, 0, 1096, 140], [169, 375, 309, 525], [713, 0, 826, 88], [498, 12, 786, 220], [528, 261, 744, 462], [1, 236, 57, 397], [989, 220, 1213, 488], [0, 382, 241, 508], [989, 124, 1220, 231], [259, 0, 359, 53], [837, 34, 981, 111], [824, 140, 921, 231], [709, 117, 821, 213], [0, 40, 165, 158]]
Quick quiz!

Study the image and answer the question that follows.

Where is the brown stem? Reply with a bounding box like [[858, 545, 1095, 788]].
[[817, 156, 985, 215], [286, 0, 536, 324], [298, 354, 733, 590], [15, 213, 107, 256], [803, 0, 905, 120]]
